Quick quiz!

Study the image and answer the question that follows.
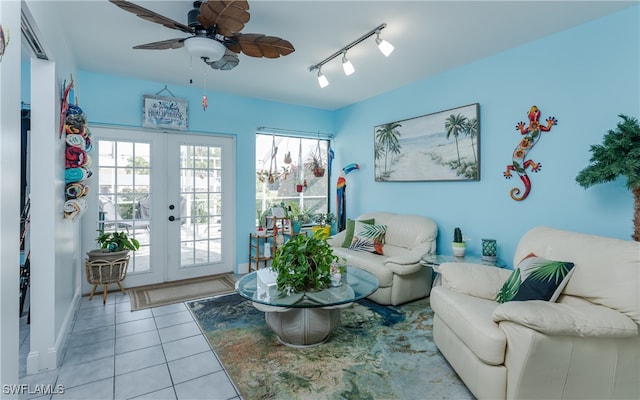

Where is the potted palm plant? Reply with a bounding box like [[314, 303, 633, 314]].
[[576, 114, 640, 241]]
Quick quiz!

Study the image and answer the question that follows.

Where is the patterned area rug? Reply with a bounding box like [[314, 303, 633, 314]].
[[188, 294, 473, 400], [129, 273, 236, 311]]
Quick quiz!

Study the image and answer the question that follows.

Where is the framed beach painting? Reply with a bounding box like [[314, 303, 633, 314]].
[[142, 95, 188, 131], [374, 103, 480, 182]]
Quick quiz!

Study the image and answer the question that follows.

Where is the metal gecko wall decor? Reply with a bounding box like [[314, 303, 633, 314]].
[[503, 105, 557, 201]]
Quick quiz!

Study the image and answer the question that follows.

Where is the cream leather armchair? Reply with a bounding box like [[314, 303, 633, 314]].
[[430, 226, 640, 400], [327, 212, 437, 305]]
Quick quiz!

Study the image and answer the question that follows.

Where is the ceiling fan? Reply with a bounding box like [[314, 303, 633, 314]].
[[109, 0, 295, 71]]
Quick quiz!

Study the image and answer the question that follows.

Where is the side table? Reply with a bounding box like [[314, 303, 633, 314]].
[[420, 254, 505, 286]]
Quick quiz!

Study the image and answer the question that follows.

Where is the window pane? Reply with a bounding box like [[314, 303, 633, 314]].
[[255, 134, 330, 225]]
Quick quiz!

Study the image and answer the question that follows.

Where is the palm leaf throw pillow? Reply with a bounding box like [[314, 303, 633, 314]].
[[349, 221, 387, 255], [496, 254, 575, 303], [341, 218, 375, 247]]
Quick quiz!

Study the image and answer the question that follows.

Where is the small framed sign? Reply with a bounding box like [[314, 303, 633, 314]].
[[142, 95, 188, 130]]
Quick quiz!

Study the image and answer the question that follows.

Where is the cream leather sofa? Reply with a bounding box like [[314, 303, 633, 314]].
[[431, 226, 640, 400], [327, 212, 437, 305]]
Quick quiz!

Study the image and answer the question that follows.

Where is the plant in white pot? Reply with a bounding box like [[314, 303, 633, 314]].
[[452, 227, 466, 257]]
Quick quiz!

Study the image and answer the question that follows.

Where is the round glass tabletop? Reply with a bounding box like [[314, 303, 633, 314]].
[[235, 266, 379, 308]]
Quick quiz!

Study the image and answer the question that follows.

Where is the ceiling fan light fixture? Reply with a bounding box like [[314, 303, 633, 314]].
[[184, 37, 226, 61], [317, 69, 329, 88], [375, 31, 394, 57], [342, 52, 355, 76]]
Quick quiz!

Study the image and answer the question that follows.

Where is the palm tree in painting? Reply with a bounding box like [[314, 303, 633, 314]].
[[375, 122, 402, 174], [445, 114, 467, 165], [463, 117, 478, 163]]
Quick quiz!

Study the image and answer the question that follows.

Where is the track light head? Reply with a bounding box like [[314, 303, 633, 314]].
[[375, 30, 394, 57], [342, 52, 355, 76], [317, 68, 329, 88]]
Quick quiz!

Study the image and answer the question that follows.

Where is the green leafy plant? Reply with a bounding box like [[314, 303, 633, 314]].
[[313, 212, 335, 227], [96, 230, 140, 252], [576, 115, 640, 241], [270, 234, 339, 294]]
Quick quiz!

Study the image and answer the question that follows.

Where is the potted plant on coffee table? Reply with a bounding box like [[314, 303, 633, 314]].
[[270, 234, 339, 295]]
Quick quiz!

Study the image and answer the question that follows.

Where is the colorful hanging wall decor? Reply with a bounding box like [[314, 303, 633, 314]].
[[503, 105, 558, 201], [336, 163, 360, 232], [62, 77, 93, 221]]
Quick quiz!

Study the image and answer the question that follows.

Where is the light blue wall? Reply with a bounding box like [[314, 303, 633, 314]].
[[58, 6, 638, 271], [21, 62, 30, 104], [332, 6, 640, 266], [76, 70, 333, 271]]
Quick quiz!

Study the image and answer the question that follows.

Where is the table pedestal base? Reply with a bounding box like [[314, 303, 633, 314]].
[[254, 302, 350, 347]]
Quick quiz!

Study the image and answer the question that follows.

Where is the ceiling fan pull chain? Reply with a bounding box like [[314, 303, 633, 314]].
[[202, 62, 208, 111]]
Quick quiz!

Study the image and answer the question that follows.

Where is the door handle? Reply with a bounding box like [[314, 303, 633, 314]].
[[168, 216, 180, 222]]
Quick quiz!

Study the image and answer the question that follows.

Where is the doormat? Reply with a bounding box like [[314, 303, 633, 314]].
[[188, 294, 473, 400], [129, 273, 236, 311]]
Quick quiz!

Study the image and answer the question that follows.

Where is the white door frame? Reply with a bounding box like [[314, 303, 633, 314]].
[[82, 126, 235, 290]]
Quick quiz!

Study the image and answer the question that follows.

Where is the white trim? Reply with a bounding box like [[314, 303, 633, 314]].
[[0, 0, 22, 387]]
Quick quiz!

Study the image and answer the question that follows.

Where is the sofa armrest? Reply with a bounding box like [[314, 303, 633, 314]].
[[386, 253, 421, 265], [384, 253, 423, 275], [440, 262, 512, 300], [327, 231, 346, 247], [493, 301, 639, 338]]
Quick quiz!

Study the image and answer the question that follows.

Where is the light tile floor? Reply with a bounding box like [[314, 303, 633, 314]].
[[19, 293, 241, 400]]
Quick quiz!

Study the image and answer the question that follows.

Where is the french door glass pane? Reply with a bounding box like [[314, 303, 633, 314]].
[[179, 144, 222, 267], [97, 140, 151, 273]]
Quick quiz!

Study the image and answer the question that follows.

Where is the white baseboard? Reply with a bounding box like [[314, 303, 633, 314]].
[[236, 262, 249, 274]]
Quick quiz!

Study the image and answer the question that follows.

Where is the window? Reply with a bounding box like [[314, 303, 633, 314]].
[[256, 133, 330, 225]]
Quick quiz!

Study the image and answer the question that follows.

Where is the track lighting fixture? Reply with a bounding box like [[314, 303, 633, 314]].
[[375, 30, 394, 57], [317, 68, 329, 88], [342, 52, 355, 76], [309, 23, 393, 88]]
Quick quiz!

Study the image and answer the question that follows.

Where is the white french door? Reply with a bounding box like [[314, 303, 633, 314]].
[[166, 134, 235, 281], [84, 127, 235, 288]]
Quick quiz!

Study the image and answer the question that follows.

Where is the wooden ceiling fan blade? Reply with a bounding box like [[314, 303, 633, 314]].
[[198, 0, 250, 37], [228, 33, 295, 58], [133, 38, 187, 50], [109, 0, 193, 34]]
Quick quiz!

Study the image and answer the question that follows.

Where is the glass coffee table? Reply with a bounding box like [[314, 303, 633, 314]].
[[235, 266, 379, 347]]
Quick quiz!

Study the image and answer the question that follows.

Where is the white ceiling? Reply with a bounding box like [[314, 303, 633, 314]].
[[23, 0, 634, 110]]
